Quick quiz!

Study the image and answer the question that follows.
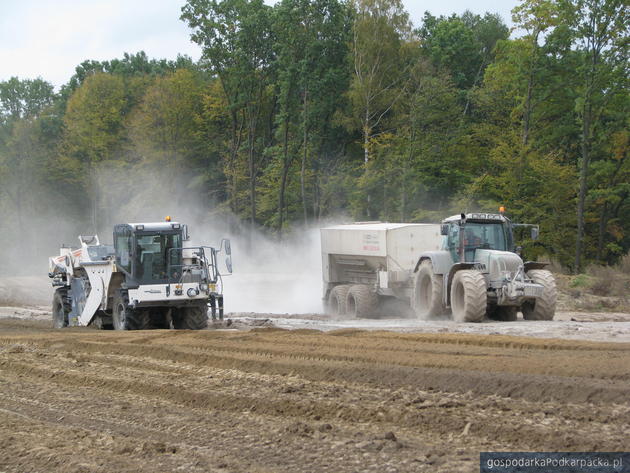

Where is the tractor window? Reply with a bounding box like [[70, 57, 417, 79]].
[[116, 235, 131, 272], [134, 232, 182, 282], [463, 223, 507, 252]]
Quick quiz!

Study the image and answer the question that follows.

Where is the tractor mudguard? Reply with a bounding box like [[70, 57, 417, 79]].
[[413, 251, 453, 275]]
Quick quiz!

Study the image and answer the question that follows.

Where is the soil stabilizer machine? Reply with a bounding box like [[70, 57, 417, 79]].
[[321, 210, 557, 322], [49, 218, 232, 330]]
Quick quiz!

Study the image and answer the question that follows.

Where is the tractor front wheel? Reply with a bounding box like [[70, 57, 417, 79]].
[[450, 270, 487, 323], [522, 270, 557, 320]]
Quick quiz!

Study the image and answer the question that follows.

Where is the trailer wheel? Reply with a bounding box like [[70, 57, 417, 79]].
[[327, 285, 351, 316], [487, 305, 518, 321], [346, 285, 378, 318], [450, 270, 487, 323], [413, 260, 445, 319], [113, 290, 149, 330], [522, 270, 557, 320], [173, 304, 208, 330], [52, 288, 70, 328]]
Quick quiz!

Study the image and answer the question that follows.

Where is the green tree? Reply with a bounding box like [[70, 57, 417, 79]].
[[564, 0, 629, 271], [418, 10, 509, 113], [348, 0, 411, 167], [129, 69, 205, 166], [62, 73, 127, 231], [265, 0, 352, 232], [0, 77, 55, 121], [182, 0, 274, 225]]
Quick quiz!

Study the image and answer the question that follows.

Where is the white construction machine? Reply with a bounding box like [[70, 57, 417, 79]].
[[49, 218, 232, 330], [321, 211, 556, 322]]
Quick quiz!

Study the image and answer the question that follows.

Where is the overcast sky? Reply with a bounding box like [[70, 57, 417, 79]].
[[0, 0, 519, 89]]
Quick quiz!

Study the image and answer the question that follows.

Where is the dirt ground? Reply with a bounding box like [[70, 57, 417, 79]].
[[0, 315, 629, 473]]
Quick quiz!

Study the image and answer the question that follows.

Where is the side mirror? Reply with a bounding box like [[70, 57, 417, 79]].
[[224, 239, 231, 255], [182, 224, 190, 241], [440, 224, 449, 236], [531, 227, 539, 240], [225, 255, 233, 274], [515, 245, 523, 256]]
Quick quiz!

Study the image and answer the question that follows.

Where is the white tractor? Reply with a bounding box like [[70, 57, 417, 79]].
[[48, 219, 232, 330]]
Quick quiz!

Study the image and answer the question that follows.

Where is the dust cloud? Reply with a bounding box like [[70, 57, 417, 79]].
[[0, 164, 333, 313]]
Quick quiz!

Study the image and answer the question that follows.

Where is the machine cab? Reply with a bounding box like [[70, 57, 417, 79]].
[[442, 213, 514, 263], [114, 222, 184, 284]]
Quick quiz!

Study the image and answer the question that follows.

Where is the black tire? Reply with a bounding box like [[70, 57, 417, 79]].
[[487, 305, 518, 321], [450, 270, 487, 323], [327, 285, 351, 316], [149, 309, 170, 329], [52, 288, 70, 328], [173, 304, 208, 330], [346, 285, 378, 318], [522, 270, 557, 320], [112, 290, 149, 330], [413, 260, 444, 319]]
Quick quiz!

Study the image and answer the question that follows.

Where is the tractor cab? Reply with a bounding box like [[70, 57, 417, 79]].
[[441, 213, 515, 263], [114, 221, 187, 284]]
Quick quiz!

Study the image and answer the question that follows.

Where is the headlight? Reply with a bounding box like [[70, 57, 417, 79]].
[[199, 283, 208, 292], [187, 288, 198, 298]]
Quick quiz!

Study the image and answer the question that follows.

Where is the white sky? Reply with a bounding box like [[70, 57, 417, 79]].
[[0, 0, 519, 89]]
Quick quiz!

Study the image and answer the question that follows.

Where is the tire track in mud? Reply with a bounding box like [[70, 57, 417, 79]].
[[0, 319, 629, 473]]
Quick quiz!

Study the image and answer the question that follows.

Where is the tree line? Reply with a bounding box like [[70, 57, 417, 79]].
[[0, 0, 627, 272]]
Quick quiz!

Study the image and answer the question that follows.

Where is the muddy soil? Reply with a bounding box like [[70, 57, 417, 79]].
[[228, 311, 630, 343], [0, 318, 628, 473]]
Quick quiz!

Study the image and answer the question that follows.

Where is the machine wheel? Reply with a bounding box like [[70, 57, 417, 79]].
[[522, 270, 557, 320], [413, 260, 444, 319], [327, 285, 351, 316], [149, 309, 170, 329], [450, 270, 487, 323], [346, 285, 378, 318], [113, 290, 149, 330], [487, 305, 518, 321], [52, 288, 71, 328], [173, 304, 208, 330]]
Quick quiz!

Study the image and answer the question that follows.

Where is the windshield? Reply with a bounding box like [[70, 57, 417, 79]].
[[134, 232, 182, 282], [463, 223, 507, 251]]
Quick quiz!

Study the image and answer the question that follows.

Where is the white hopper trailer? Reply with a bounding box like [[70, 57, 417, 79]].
[[321, 223, 442, 317]]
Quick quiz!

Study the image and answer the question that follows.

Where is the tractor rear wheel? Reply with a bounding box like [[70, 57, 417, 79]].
[[413, 260, 444, 319], [522, 270, 557, 320], [113, 290, 149, 330], [52, 288, 70, 328], [450, 270, 487, 323], [346, 285, 378, 318], [173, 304, 208, 330], [327, 285, 351, 316]]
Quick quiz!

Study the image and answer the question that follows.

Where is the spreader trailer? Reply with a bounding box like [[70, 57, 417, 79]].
[[49, 218, 232, 330], [321, 211, 556, 322]]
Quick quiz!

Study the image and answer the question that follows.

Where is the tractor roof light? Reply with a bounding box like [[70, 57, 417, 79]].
[[499, 206, 505, 214], [165, 216, 172, 222]]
